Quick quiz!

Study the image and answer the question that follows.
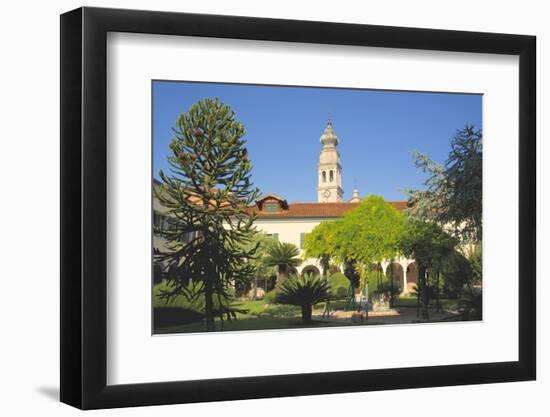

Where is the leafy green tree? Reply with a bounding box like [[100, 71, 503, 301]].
[[333, 196, 405, 306], [275, 275, 333, 324], [405, 125, 482, 241], [264, 241, 302, 286], [303, 221, 337, 279], [440, 250, 473, 298], [399, 220, 457, 319], [154, 98, 259, 331]]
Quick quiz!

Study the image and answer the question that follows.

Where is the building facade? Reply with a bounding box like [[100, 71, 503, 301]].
[[247, 121, 418, 293], [153, 121, 420, 293]]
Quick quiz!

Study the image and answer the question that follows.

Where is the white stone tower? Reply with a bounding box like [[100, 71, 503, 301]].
[[317, 120, 343, 202]]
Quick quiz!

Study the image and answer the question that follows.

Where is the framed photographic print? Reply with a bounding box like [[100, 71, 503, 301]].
[[60, 6, 536, 410]]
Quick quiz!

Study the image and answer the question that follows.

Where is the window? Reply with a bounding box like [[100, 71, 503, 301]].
[[264, 202, 280, 212], [178, 230, 197, 244], [329, 170, 334, 182], [267, 233, 279, 241], [153, 212, 161, 229], [153, 212, 168, 232], [322, 171, 326, 183]]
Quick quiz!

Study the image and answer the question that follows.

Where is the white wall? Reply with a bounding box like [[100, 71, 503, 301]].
[[0, 1, 546, 416], [255, 218, 327, 270]]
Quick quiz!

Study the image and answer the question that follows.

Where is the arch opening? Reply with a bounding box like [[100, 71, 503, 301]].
[[301, 265, 321, 277]]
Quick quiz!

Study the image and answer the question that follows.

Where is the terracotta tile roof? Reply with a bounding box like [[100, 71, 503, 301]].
[[256, 193, 287, 203], [247, 201, 408, 218]]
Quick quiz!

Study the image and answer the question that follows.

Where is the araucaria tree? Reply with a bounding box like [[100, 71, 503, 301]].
[[155, 98, 260, 331]]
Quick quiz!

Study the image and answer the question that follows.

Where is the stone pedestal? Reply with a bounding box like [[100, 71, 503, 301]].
[[372, 293, 391, 312]]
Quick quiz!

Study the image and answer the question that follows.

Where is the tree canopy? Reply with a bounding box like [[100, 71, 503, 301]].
[[399, 219, 458, 318], [334, 195, 405, 266], [303, 220, 337, 278], [304, 195, 405, 290], [404, 124, 482, 241], [154, 98, 259, 331], [399, 220, 457, 270]]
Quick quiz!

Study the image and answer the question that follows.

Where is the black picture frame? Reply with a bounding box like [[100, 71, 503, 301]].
[[60, 6, 536, 410]]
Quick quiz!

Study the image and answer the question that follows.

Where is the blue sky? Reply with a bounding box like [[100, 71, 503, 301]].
[[153, 81, 482, 202]]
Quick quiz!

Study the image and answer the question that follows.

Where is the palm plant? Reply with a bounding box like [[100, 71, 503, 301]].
[[264, 241, 302, 286], [275, 275, 333, 324]]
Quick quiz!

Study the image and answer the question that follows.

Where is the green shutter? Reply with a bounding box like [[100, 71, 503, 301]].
[[265, 203, 279, 212], [273, 233, 279, 242], [300, 233, 305, 249]]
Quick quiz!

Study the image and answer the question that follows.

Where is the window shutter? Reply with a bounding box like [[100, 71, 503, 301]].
[[273, 233, 279, 242], [265, 202, 279, 212], [300, 233, 305, 249]]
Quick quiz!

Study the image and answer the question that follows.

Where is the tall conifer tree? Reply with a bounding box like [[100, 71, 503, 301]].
[[155, 98, 259, 331]]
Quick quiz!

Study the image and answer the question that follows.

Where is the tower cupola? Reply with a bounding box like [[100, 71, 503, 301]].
[[317, 120, 344, 202], [320, 120, 339, 147]]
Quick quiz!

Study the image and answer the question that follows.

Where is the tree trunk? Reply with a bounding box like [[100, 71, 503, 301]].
[[301, 304, 313, 324], [389, 263, 394, 308], [252, 276, 258, 300], [322, 264, 330, 317], [276, 265, 288, 286], [364, 279, 369, 321], [201, 197, 216, 332], [419, 266, 430, 320], [436, 269, 440, 313], [204, 279, 215, 331]]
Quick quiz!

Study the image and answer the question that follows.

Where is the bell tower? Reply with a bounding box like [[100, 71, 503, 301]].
[[317, 120, 343, 202]]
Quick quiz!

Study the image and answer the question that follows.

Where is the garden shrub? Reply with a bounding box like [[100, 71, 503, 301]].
[[441, 251, 473, 298], [263, 289, 278, 304], [154, 307, 204, 328], [372, 280, 401, 297], [329, 272, 350, 299], [153, 281, 220, 314], [336, 286, 348, 299]]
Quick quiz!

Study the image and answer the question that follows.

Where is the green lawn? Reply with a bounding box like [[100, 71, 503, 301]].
[[393, 295, 458, 311], [393, 295, 419, 307], [154, 298, 379, 333], [153, 283, 460, 333], [154, 283, 329, 319], [155, 315, 362, 334]]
